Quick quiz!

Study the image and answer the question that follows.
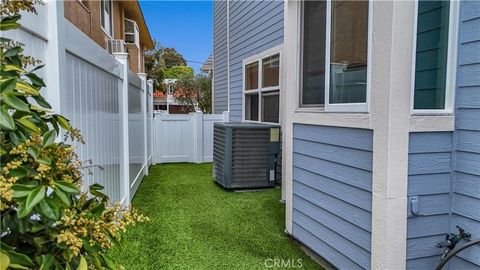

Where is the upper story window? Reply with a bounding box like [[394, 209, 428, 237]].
[[301, 0, 370, 112], [167, 85, 174, 95], [244, 53, 280, 124], [100, 0, 112, 36], [412, 0, 455, 113], [125, 19, 140, 48]]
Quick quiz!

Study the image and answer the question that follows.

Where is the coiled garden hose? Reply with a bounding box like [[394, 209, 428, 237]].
[[435, 239, 480, 270]]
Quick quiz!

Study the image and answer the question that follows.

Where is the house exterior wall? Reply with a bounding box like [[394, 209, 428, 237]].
[[292, 124, 373, 269], [450, 0, 480, 267], [213, 1, 228, 114], [64, 0, 146, 73], [406, 132, 453, 269], [212, 0, 284, 119]]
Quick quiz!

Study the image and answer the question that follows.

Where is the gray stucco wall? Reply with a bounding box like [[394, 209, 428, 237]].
[[212, 0, 284, 119], [292, 124, 373, 269]]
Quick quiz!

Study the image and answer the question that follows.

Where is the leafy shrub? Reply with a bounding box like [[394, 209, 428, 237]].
[[0, 2, 148, 269]]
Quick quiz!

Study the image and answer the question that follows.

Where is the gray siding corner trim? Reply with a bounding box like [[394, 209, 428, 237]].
[[292, 124, 373, 270]]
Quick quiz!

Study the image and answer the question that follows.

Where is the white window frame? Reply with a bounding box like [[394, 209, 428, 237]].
[[410, 0, 459, 115], [242, 46, 282, 125], [167, 85, 174, 95], [299, 0, 372, 113], [124, 18, 140, 48], [100, 0, 112, 37]]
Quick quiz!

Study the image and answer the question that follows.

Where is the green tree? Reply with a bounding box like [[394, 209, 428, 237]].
[[164, 66, 194, 80], [161, 47, 186, 68], [0, 2, 147, 269], [196, 75, 212, 113]]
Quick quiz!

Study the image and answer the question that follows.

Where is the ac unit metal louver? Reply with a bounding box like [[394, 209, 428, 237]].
[[213, 122, 281, 189]]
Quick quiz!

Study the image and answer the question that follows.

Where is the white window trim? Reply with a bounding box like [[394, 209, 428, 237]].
[[410, 0, 459, 115], [299, 0, 372, 113], [242, 45, 283, 125], [100, 0, 113, 38], [124, 18, 140, 48]]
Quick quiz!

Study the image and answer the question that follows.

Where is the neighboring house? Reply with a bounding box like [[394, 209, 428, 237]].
[[153, 79, 199, 114], [64, 0, 154, 73], [201, 53, 213, 77], [212, 1, 480, 269]]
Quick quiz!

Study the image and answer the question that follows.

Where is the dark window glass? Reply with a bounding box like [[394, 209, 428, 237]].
[[414, 0, 450, 109], [262, 91, 279, 123], [262, 54, 280, 87], [329, 0, 368, 104], [302, 0, 326, 105], [245, 62, 259, 90], [245, 93, 259, 121]]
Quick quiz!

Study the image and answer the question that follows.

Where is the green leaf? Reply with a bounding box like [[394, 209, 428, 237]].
[[42, 130, 56, 147], [2, 94, 30, 112], [89, 183, 105, 191], [25, 185, 45, 210], [3, 65, 24, 73], [24, 73, 46, 87], [0, 37, 12, 43], [15, 118, 40, 133], [6, 264, 28, 269], [0, 77, 17, 93], [33, 95, 51, 109], [0, 22, 20, 31], [30, 64, 45, 72], [0, 252, 10, 270], [38, 200, 57, 220], [3, 249, 34, 266], [12, 184, 36, 198], [77, 256, 87, 270], [90, 203, 105, 217], [55, 181, 79, 193], [9, 131, 20, 145], [36, 157, 51, 165], [16, 82, 39, 95], [26, 146, 39, 158], [54, 188, 71, 206], [16, 201, 31, 219], [1, 14, 21, 24], [39, 254, 54, 270], [0, 107, 15, 130], [54, 115, 70, 131], [100, 254, 116, 270], [4, 47, 21, 57]]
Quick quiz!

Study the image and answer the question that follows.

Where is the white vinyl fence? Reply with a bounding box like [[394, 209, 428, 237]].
[[6, 2, 153, 204], [153, 112, 228, 164]]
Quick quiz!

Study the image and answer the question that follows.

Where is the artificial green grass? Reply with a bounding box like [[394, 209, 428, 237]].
[[109, 163, 322, 270]]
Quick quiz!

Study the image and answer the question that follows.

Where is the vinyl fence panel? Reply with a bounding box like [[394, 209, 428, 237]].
[[153, 112, 226, 163]]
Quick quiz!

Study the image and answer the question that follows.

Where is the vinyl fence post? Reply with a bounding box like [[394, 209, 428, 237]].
[[147, 80, 154, 166], [45, 0, 66, 115], [194, 112, 204, 163], [113, 53, 130, 205], [138, 73, 148, 176]]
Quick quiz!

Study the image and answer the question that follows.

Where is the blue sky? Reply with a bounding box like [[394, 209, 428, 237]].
[[139, 1, 213, 73]]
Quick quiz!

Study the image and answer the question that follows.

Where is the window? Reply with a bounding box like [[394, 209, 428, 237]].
[[167, 85, 174, 95], [244, 53, 280, 123], [413, 0, 453, 112], [125, 19, 140, 47], [301, 0, 370, 111], [100, 0, 112, 36]]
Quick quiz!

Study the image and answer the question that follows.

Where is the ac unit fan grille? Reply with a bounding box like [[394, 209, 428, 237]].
[[231, 129, 269, 183]]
